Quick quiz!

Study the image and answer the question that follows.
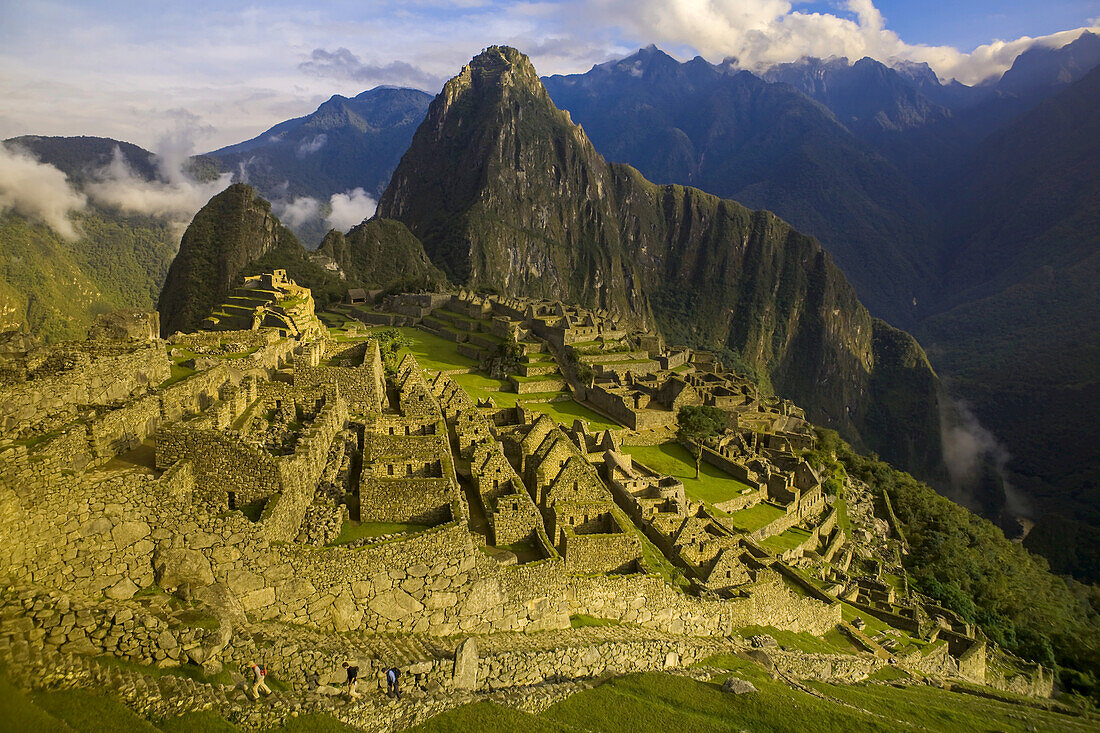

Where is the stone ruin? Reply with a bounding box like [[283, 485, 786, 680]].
[[0, 284, 1054, 729]]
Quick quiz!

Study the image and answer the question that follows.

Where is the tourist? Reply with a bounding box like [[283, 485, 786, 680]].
[[249, 662, 272, 700], [386, 666, 402, 700], [343, 660, 360, 698]]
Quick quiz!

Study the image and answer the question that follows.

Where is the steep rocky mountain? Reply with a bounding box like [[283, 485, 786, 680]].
[[542, 47, 938, 328], [378, 45, 947, 478], [157, 183, 295, 335], [208, 86, 431, 200], [158, 183, 446, 335], [316, 218, 446, 293]]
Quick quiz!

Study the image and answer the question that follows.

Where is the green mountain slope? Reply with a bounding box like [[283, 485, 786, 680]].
[[0, 210, 176, 342], [317, 218, 447, 292], [378, 46, 947, 478], [919, 65, 1100, 575]]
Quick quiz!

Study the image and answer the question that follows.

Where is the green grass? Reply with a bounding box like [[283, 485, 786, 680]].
[[329, 520, 431, 545], [407, 701, 570, 733], [736, 625, 853, 654], [761, 526, 813, 553], [30, 687, 160, 733], [414, 656, 1093, 733], [527, 399, 620, 431], [623, 443, 756, 506], [157, 710, 240, 732], [725, 502, 787, 533], [159, 363, 197, 388], [835, 495, 851, 536], [0, 673, 70, 733], [570, 614, 621, 628], [806, 679, 1095, 732], [374, 326, 479, 372]]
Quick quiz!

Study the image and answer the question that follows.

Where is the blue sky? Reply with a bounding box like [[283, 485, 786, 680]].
[[0, 0, 1096, 151]]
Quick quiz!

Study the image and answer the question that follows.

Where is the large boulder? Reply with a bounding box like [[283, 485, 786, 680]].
[[368, 589, 423, 621], [154, 548, 215, 590], [453, 637, 478, 690], [194, 581, 248, 628]]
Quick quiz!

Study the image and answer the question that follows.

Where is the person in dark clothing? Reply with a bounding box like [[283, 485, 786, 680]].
[[342, 660, 360, 698], [385, 667, 401, 700]]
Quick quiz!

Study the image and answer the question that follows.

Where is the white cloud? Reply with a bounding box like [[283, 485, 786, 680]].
[[277, 195, 322, 227], [0, 143, 86, 240], [295, 133, 327, 157], [596, 0, 1098, 84], [84, 119, 233, 236], [327, 188, 376, 232], [0, 0, 1095, 151]]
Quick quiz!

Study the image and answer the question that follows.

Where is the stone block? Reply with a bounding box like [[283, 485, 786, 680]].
[[105, 578, 139, 600], [241, 587, 276, 612], [368, 589, 423, 621], [111, 520, 151, 549], [453, 637, 478, 690], [154, 548, 214, 590], [226, 569, 264, 596]]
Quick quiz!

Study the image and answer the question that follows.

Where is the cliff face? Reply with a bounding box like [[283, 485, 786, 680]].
[[316, 218, 447, 292], [157, 183, 290, 335], [377, 46, 650, 325], [379, 45, 945, 472]]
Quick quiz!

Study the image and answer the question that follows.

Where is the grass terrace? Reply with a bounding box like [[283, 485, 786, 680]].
[[622, 443, 756, 506], [367, 326, 479, 372], [761, 526, 813, 553], [726, 501, 787, 534]]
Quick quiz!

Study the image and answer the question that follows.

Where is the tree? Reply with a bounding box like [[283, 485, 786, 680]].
[[677, 405, 726, 478]]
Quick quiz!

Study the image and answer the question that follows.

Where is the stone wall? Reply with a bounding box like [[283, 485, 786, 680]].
[[567, 570, 839, 637], [560, 522, 640, 574], [0, 585, 224, 669], [476, 637, 718, 690], [157, 425, 281, 508], [0, 340, 170, 438], [768, 648, 884, 683], [260, 396, 349, 543]]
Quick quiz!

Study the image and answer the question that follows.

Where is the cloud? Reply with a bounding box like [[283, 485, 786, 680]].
[[940, 398, 1029, 516], [327, 188, 376, 231], [295, 133, 327, 157], [299, 48, 447, 91], [276, 195, 322, 228], [0, 143, 86, 239], [84, 117, 232, 236], [594, 0, 1098, 83]]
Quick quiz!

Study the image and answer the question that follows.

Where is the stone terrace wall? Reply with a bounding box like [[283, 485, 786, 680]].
[[0, 340, 170, 438], [261, 396, 349, 543], [561, 526, 641, 574], [477, 637, 718, 690], [157, 425, 280, 507], [0, 462, 195, 601], [272, 523, 570, 635], [568, 570, 839, 636]]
